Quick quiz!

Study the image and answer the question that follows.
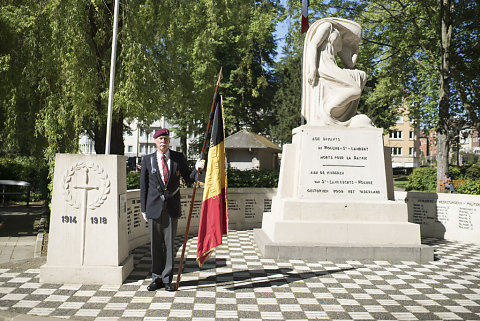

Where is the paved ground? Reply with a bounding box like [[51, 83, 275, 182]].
[[0, 205, 45, 265], [0, 226, 479, 320]]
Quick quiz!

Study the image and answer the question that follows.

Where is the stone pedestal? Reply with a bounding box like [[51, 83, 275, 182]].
[[255, 126, 433, 262], [40, 154, 134, 285]]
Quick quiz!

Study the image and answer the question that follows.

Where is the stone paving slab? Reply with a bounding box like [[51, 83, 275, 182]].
[[0, 205, 46, 265], [0, 230, 479, 320]]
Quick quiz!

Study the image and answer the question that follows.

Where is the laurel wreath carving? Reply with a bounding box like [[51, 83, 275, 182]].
[[63, 161, 111, 210]]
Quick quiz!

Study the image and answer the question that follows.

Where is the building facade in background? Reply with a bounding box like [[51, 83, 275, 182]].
[[383, 108, 421, 170], [419, 128, 480, 166], [79, 117, 182, 170]]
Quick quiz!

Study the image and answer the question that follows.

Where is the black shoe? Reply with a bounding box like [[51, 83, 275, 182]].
[[165, 283, 176, 292], [147, 280, 162, 291]]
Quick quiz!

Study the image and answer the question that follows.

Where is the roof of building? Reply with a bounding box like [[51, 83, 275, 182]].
[[224, 129, 281, 151]]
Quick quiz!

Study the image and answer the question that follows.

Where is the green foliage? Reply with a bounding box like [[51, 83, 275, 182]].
[[461, 152, 479, 166], [125, 168, 279, 190], [448, 166, 462, 180], [270, 48, 302, 144], [405, 167, 437, 192], [126, 171, 140, 190], [456, 180, 480, 195], [227, 169, 279, 188], [0, 2, 48, 157], [465, 165, 480, 179], [1, 0, 279, 199], [166, 0, 280, 141], [0, 156, 49, 201]]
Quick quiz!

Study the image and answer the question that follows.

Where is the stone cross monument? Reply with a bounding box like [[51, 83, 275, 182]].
[[254, 17, 433, 262], [40, 154, 133, 285]]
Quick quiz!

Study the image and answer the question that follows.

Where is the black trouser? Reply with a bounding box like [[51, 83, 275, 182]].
[[149, 210, 178, 285]]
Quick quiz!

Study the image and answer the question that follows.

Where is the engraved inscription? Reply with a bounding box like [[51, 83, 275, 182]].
[[299, 130, 386, 200]]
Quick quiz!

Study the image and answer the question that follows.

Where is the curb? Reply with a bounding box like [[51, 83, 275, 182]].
[[33, 215, 47, 259], [33, 232, 43, 259]]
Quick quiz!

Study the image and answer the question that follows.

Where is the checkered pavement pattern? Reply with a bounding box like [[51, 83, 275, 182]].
[[0, 230, 479, 320]]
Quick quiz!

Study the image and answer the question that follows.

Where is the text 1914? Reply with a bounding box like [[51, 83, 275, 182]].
[[61, 216, 77, 224]]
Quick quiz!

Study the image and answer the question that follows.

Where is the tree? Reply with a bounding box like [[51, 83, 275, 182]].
[[270, 22, 303, 144], [37, 0, 179, 157], [1, 0, 280, 165], [166, 0, 280, 146], [352, 0, 479, 189], [0, 2, 47, 156]]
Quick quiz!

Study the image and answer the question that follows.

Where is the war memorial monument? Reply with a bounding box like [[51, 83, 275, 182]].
[[254, 17, 434, 262], [40, 154, 133, 285]]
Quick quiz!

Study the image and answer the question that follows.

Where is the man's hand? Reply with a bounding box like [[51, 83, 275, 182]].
[[141, 212, 147, 221], [195, 159, 205, 171]]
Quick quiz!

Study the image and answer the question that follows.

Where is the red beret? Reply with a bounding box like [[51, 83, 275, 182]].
[[153, 128, 169, 138]]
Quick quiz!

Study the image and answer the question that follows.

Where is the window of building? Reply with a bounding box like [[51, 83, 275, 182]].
[[128, 145, 133, 153], [396, 115, 404, 123], [409, 116, 415, 123], [409, 131, 415, 140], [389, 131, 403, 139], [391, 147, 402, 156], [409, 147, 415, 156]]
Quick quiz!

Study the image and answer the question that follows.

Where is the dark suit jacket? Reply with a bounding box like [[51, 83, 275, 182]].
[[140, 150, 195, 219]]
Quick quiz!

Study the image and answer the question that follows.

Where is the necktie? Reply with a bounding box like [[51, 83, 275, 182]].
[[162, 154, 168, 184]]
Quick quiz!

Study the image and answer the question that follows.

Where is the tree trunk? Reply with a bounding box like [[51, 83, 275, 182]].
[[94, 114, 125, 155], [180, 135, 187, 156], [436, 132, 449, 188], [436, 0, 453, 191]]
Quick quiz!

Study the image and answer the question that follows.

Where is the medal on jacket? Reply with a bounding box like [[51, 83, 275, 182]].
[[150, 157, 157, 174]]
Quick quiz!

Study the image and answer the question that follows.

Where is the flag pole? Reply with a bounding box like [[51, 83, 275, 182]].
[[175, 68, 223, 290], [105, 0, 120, 155]]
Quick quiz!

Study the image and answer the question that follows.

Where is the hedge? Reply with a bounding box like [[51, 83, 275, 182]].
[[126, 168, 280, 190], [0, 156, 49, 202]]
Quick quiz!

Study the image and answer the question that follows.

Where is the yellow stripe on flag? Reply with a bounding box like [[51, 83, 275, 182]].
[[202, 141, 226, 200]]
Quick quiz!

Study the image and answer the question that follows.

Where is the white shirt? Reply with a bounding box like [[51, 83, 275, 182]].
[[156, 150, 170, 183]]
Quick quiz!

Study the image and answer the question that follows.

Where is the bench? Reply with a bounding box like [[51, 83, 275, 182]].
[[0, 180, 31, 206], [438, 179, 468, 193]]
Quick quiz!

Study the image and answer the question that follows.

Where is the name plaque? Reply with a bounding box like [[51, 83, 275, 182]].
[[297, 129, 387, 200], [396, 191, 480, 244]]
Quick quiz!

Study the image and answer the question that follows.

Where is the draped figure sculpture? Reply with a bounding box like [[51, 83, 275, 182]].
[[302, 17, 373, 127]]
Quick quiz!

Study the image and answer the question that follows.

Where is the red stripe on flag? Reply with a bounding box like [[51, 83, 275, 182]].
[[196, 188, 228, 266], [301, 15, 309, 34]]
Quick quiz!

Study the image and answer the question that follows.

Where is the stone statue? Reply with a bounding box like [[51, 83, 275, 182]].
[[302, 17, 373, 127]]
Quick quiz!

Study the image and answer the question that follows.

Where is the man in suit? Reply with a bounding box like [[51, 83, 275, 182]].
[[140, 128, 203, 291]]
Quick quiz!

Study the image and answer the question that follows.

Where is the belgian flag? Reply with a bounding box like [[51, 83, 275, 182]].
[[196, 94, 228, 266]]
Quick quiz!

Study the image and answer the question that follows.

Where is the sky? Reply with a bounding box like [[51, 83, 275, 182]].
[[274, 0, 291, 61]]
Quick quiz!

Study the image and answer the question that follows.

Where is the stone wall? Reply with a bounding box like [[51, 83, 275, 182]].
[[126, 188, 276, 251], [126, 188, 480, 252], [395, 191, 480, 245]]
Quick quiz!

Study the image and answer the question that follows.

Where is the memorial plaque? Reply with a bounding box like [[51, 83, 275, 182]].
[[244, 198, 257, 219], [297, 128, 387, 200], [397, 191, 480, 244]]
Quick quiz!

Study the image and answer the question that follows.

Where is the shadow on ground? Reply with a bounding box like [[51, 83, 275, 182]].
[[179, 266, 357, 291], [0, 204, 46, 237]]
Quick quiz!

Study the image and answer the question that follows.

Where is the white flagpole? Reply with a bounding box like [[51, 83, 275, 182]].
[[105, 0, 120, 155]]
